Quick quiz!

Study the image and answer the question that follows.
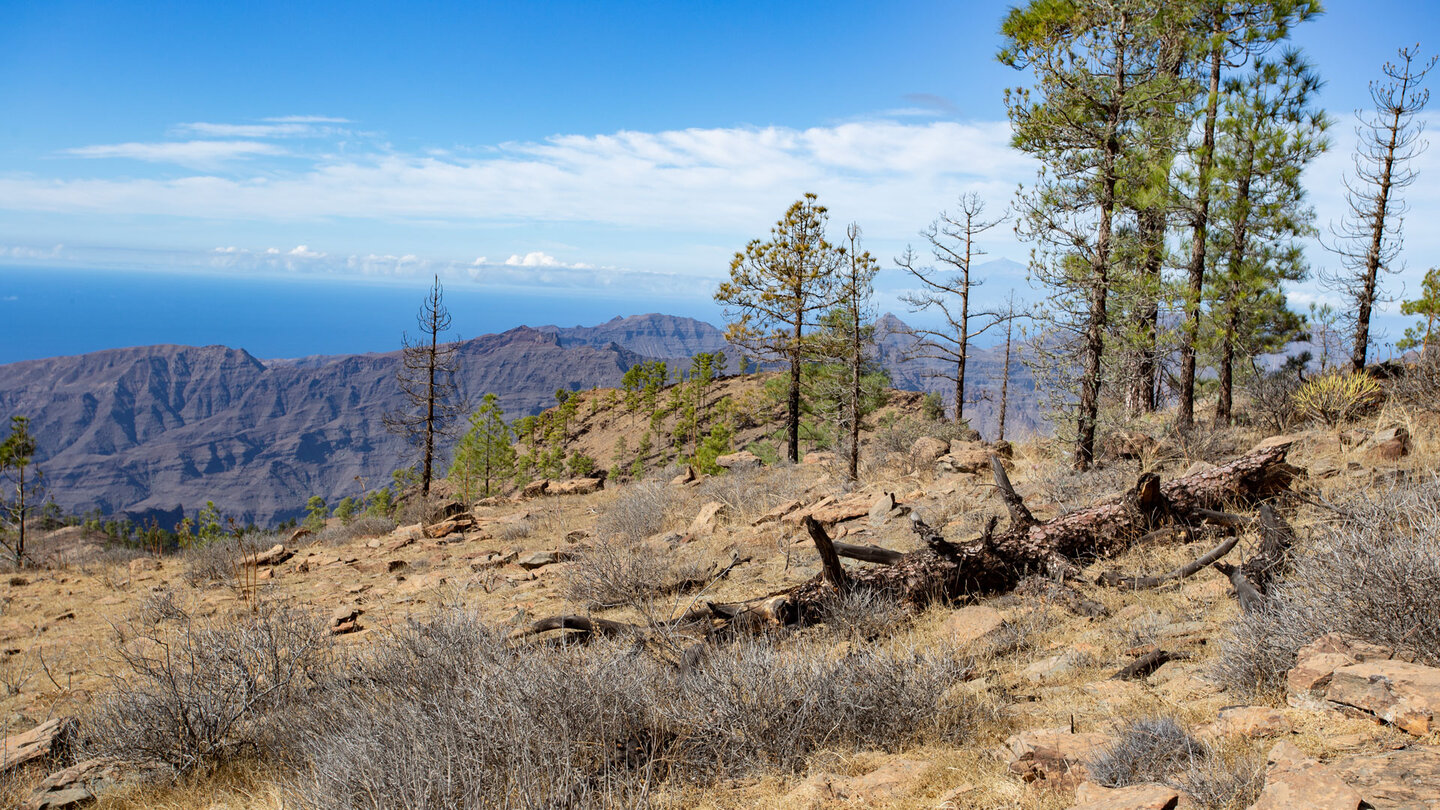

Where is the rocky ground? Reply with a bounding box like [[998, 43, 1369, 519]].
[[1, 399, 1438, 809]]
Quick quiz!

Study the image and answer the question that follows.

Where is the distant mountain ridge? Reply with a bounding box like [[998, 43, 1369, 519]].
[[0, 313, 1041, 527]]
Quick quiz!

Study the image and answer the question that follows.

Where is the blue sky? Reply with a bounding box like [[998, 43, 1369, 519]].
[[2, 0, 1439, 362]]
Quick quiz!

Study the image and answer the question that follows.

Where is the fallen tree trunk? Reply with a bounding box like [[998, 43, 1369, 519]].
[[521, 438, 1301, 640]]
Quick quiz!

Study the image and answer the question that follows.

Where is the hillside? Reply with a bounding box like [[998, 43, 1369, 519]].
[[2, 395, 1437, 809], [0, 313, 1041, 527]]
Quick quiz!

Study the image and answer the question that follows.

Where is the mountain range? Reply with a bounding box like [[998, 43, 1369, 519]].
[[0, 313, 1041, 527]]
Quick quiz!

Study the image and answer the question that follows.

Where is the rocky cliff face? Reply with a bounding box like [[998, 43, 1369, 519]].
[[0, 313, 1041, 527]]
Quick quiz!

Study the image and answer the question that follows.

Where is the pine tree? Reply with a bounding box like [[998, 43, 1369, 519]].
[[1176, 0, 1321, 428], [1002, 0, 1193, 470], [835, 224, 880, 481], [1207, 50, 1328, 423], [0, 416, 44, 567], [716, 194, 843, 463], [450, 393, 516, 501], [1398, 267, 1440, 355], [1322, 45, 1436, 370]]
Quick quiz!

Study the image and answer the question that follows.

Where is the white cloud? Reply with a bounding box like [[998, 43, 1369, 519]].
[[61, 140, 284, 168], [287, 245, 326, 258], [2, 244, 64, 259], [262, 115, 352, 124], [16, 121, 1034, 238]]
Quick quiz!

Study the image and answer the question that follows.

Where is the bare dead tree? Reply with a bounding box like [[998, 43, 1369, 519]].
[[383, 276, 465, 497], [896, 194, 1007, 427], [996, 292, 1029, 442], [1322, 44, 1435, 371]]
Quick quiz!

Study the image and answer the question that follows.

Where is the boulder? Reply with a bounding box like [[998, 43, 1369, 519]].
[[1326, 659, 1440, 736], [521, 480, 550, 498], [936, 448, 993, 475], [517, 551, 569, 570], [805, 492, 873, 525], [288, 527, 314, 544], [251, 543, 294, 566], [1001, 726, 1112, 785], [866, 492, 909, 527], [1287, 633, 1394, 701], [1332, 745, 1440, 809], [1250, 740, 1365, 810], [21, 757, 124, 810], [670, 466, 697, 486], [1364, 425, 1411, 461], [688, 502, 728, 537], [1024, 650, 1087, 683], [330, 605, 363, 635], [423, 517, 472, 539], [752, 499, 803, 526], [715, 450, 762, 471], [942, 605, 1007, 646], [1098, 430, 1157, 461], [1067, 781, 1181, 810], [548, 477, 605, 496], [910, 437, 950, 469], [1, 718, 74, 774]]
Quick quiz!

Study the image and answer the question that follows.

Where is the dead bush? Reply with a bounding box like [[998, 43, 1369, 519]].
[[180, 533, 279, 588], [873, 416, 975, 457], [694, 466, 809, 524], [1176, 747, 1266, 810], [81, 600, 334, 774], [1087, 716, 1203, 788], [1390, 351, 1440, 412], [282, 608, 994, 809], [313, 515, 396, 546], [561, 534, 710, 616], [1214, 477, 1440, 695], [596, 481, 680, 541]]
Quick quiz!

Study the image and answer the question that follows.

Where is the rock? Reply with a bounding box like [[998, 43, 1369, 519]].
[[867, 492, 909, 527], [806, 493, 873, 526], [251, 544, 294, 566], [936, 448, 994, 475], [1250, 740, 1365, 810], [1099, 430, 1157, 461], [670, 466, 698, 486], [715, 450, 762, 471], [1339, 428, 1371, 446], [1332, 745, 1440, 809], [1024, 650, 1086, 683], [753, 499, 803, 526], [802, 451, 835, 465], [517, 551, 561, 570], [688, 502, 728, 537], [548, 477, 605, 496], [1209, 706, 1292, 739], [127, 557, 160, 574], [423, 516, 473, 539], [21, 757, 124, 810], [910, 436, 950, 469], [1310, 460, 1342, 479], [1068, 781, 1181, 810], [563, 529, 590, 544], [1288, 633, 1395, 702], [1002, 727, 1113, 785], [1, 718, 75, 774], [1364, 425, 1411, 461], [288, 527, 313, 545], [1326, 659, 1440, 736], [329, 605, 363, 635], [781, 758, 929, 809], [391, 523, 424, 542], [942, 605, 1006, 646], [469, 551, 517, 571], [991, 439, 1014, 458], [521, 480, 550, 498]]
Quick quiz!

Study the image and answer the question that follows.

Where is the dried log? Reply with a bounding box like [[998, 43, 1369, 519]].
[[526, 439, 1300, 636], [1214, 503, 1297, 613], [1097, 534, 1241, 590], [514, 615, 640, 640], [1214, 561, 1266, 613], [803, 515, 849, 591], [1112, 649, 1178, 680], [831, 541, 906, 566]]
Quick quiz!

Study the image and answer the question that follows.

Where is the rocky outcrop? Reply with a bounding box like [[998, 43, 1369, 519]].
[[1288, 633, 1440, 736], [1250, 740, 1366, 810]]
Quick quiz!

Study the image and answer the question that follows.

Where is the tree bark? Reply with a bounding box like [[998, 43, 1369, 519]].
[[1179, 33, 1224, 430]]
